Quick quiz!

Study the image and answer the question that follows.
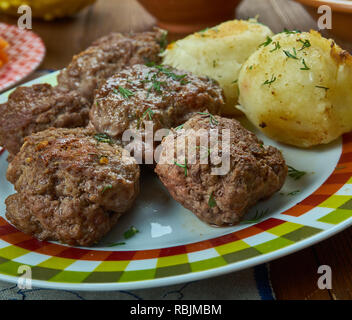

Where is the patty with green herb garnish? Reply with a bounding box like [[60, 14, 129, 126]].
[[155, 114, 287, 226], [57, 27, 165, 104], [90, 63, 225, 154], [5, 127, 140, 247]]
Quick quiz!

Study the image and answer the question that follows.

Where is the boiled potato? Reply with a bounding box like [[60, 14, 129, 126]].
[[162, 19, 273, 115], [237, 30, 352, 148]]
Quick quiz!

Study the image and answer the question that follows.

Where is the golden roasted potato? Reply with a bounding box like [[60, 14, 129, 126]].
[[237, 30, 352, 148], [162, 19, 273, 115]]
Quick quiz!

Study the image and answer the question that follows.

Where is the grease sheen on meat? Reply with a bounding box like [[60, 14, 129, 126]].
[[0, 84, 90, 157], [155, 114, 287, 226], [90, 64, 225, 149], [6, 128, 140, 246]]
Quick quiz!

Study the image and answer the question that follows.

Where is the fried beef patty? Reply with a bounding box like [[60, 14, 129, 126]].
[[90, 64, 225, 158], [57, 28, 165, 102], [155, 114, 287, 226], [0, 85, 90, 157], [6, 127, 140, 246], [0, 28, 164, 157]]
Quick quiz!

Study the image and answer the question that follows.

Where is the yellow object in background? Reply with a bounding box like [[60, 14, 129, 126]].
[[0, 0, 97, 20]]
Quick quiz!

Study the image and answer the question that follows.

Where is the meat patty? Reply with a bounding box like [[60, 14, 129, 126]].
[[0, 84, 90, 157], [90, 64, 225, 160], [6, 127, 140, 246], [155, 114, 287, 226], [0, 28, 164, 158], [57, 28, 165, 102]]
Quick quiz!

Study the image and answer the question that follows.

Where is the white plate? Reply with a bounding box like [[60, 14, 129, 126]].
[[0, 72, 351, 291]]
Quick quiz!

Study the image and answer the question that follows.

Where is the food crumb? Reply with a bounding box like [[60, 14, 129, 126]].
[[35, 141, 49, 151], [99, 156, 109, 165]]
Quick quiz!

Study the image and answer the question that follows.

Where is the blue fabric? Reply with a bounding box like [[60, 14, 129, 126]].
[[0, 265, 275, 300], [254, 264, 275, 300]]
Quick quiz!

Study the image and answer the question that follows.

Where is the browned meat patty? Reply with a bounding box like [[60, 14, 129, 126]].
[[0, 84, 90, 157], [0, 28, 165, 158], [6, 127, 140, 246], [155, 114, 287, 226], [90, 64, 225, 158], [57, 28, 165, 102]]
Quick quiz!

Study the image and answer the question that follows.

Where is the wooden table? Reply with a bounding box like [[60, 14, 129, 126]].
[[1, 0, 352, 300]]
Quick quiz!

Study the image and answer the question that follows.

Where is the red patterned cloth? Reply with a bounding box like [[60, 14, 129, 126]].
[[0, 23, 45, 92]]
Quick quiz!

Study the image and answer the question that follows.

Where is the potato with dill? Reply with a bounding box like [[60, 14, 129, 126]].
[[162, 19, 273, 115], [237, 30, 352, 148]]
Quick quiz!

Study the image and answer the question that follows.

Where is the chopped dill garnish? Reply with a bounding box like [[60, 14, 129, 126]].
[[196, 145, 211, 157], [298, 39, 311, 51], [145, 61, 156, 67], [300, 59, 310, 70], [270, 41, 281, 52], [180, 79, 190, 85], [142, 108, 154, 120], [259, 36, 273, 47], [208, 192, 217, 208], [175, 123, 184, 130], [174, 159, 188, 177], [108, 242, 126, 247], [114, 86, 134, 99], [283, 47, 298, 59], [198, 27, 209, 34], [150, 77, 166, 94], [282, 28, 301, 34], [94, 133, 113, 144], [287, 190, 300, 196], [152, 80, 162, 93], [145, 63, 188, 88], [288, 165, 306, 180], [153, 64, 187, 81], [315, 85, 329, 91], [137, 108, 154, 129], [198, 27, 219, 35], [263, 74, 276, 86], [124, 226, 139, 239], [159, 31, 168, 51], [197, 112, 219, 126], [102, 184, 113, 194], [241, 209, 270, 224]]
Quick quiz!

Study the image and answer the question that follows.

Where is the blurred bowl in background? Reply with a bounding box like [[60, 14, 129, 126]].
[[294, 0, 352, 42], [137, 0, 242, 35]]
